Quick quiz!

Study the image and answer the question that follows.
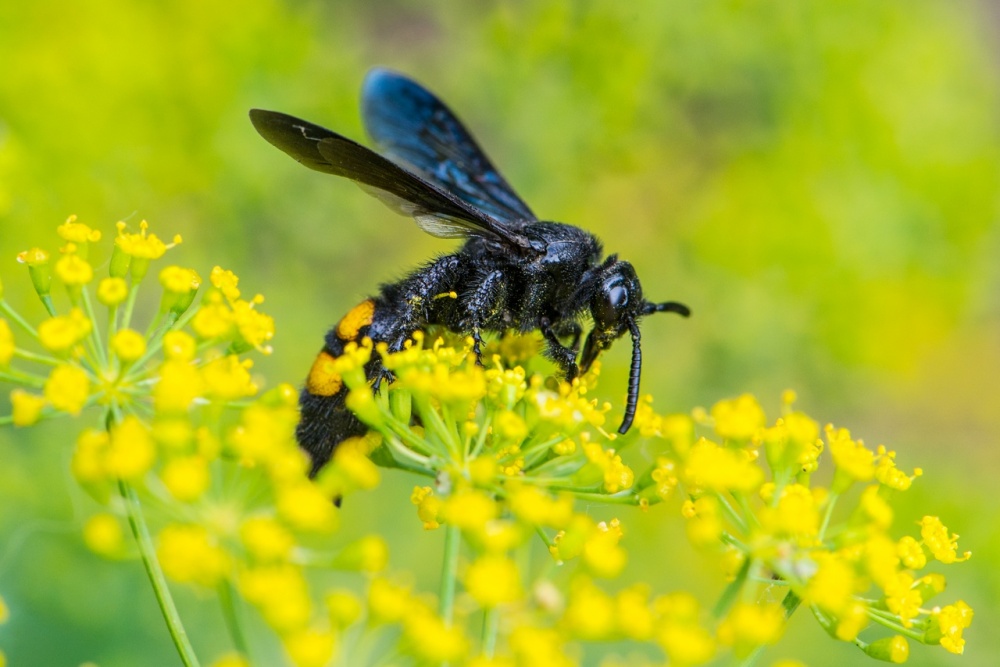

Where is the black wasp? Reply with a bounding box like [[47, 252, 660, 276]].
[[250, 69, 690, 475]]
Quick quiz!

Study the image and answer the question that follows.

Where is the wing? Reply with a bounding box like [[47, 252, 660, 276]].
[[249, 109, 534, 249], [362, 68, 537, 225]]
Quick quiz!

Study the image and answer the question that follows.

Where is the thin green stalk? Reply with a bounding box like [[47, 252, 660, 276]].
[[121, 284, 140, 331], [0, 300, 39, 337], [714, 491, 750, 535], [118, 479, 200, 667], [439, 524, 461, 625], [712, 556, 751, 618], [481, 606, 499, 657], [13, 348, 60, 366], [218, 580, 250, 659], [0, 369, 46, 388], [818, 492, 839, 542], [80, 287, 107, 368], [40, 294, 57, 317]]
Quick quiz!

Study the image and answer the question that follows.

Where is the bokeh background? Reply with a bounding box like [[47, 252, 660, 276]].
[[1, 1, 998, 665]]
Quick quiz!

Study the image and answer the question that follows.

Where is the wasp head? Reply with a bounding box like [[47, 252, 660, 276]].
[[581, 257, 690, 435]]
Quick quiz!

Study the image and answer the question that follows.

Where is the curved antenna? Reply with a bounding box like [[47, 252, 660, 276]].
[[642, 300, 691, 317], [618, 318, 643, 434]]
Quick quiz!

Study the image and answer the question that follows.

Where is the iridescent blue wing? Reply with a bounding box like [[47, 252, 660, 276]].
[[361, 68, 537, 226], [250, 109, 535, 251]]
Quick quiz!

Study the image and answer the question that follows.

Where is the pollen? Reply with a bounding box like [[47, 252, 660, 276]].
[[336, 299, 376, 341], [306, 350, 343, 396]]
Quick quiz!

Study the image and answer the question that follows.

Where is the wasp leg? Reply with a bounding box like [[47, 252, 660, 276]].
[[541, 318, 580, 381], [553, 320, 583, 353], [464, 269, 506, 366]]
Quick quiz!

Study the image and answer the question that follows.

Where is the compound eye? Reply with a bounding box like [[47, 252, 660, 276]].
[[594, 281, 629, 326]]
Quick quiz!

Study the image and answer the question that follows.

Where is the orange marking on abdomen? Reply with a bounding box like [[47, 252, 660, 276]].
[[336, 299, 376, 341], [306, 350, 343, 396]]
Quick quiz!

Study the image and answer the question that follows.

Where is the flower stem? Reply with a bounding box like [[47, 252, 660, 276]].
[[218, 579, 250, 659], [0, 299, 39, 338], [712, 556, 751, 619], [481, 605, 499, 657], [439, 524, 461, 625], [118, 479, 201, 667]]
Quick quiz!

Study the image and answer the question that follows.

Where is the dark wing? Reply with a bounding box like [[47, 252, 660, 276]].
[[362, 68, 536, 225], [250, 109, 534, 249]]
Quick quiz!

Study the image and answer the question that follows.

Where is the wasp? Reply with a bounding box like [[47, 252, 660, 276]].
[[250, 69, 690, 475]]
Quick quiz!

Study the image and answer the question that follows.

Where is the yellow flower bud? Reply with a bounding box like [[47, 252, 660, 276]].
[[96, 277, 129, 306], [44, 364, 90, 414], [111, 329, 147, 363]]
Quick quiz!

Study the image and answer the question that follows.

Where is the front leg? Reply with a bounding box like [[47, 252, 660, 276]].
[[541, 317, 580, 381]]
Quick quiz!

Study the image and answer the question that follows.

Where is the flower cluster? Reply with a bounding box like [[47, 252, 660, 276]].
[[329, 335, 974, 665], [1, 218, 975, 666], [0, 218, 384, 667]]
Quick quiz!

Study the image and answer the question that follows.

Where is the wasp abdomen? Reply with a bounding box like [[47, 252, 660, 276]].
[[297, 298, 381, 475]]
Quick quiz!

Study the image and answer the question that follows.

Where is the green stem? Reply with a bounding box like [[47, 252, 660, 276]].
[[439, 524, 461, 625], [712, 556, 751, 619], [714, 491, 749, 534], [121, 284, 140, 331], [80, 286, 107, 368], [118, 479, 201, 667], [13, 348, 60, 366], [0, 369, 46, 388], [0, 299, 39, 338], [481, 605, 499, 657], [40, 294, 57, 317], [818, 492, 839, 542], [218, 580, 250, 659]]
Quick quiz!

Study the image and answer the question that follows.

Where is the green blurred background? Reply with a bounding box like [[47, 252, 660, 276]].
[[1, 1, 997, 665]]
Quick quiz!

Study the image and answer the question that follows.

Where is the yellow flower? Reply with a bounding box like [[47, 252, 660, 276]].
[[509, 626, 575, 667], [874, 446, 921, 491], [162, 330, 197, 361], [682, 439, 762, 493], [368, 577, 412, 624], [277, 482, 338, 533], [761, 483, 820, 538], [71, 429, 110, 483], [111, 329, 147, 363], [0, 319, 12, 366], [10, 390, 46, 426], [884, 572, 922, 628], [57, 215, 102, 243], [583, 442, 635, 493], [161, 456, 210, 501], [402, 605, 468, 663], [211, 266, 242, 301], [55, 253, 93, 286], [158, 524, 230, 587], [411, 486, 442, 530], [919, 516, 971, 563], [465, 555, 522, 607], [806, 554, 856, 615], [155, 360, 203, 413], [507, 485, 573, 529], [44, 364, 90, 414], [582, 523, 628, 579], [283, 628, 336, 667], [38, 309, 91, 355], [159, 265, 202, 294], [83, 513, 125, 557], [440, 488, 498, 531], [717, 602, 785, 657], [325, 590, 362, 627], [105, 416, 156, 480], [240, 516, 294, 562], [563, 578, 615, 640], [897, 535, 927, 569], [834, 600, 869, 641], [711, 394, 765, 441], [201, 355, 258, 401], [115, 220, 177, 260], [192, 296, 234, 339], [232, 298, 275, 353], [96, 277, 129, 306], [615, 585, 655, 640], [0, 593, 8, 624], [240, 564, 313, 632], [859, 485, 893, 529], [827, 425, 874, 485], [932, 600, 973, 655], [655, 592, 716, 665]]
